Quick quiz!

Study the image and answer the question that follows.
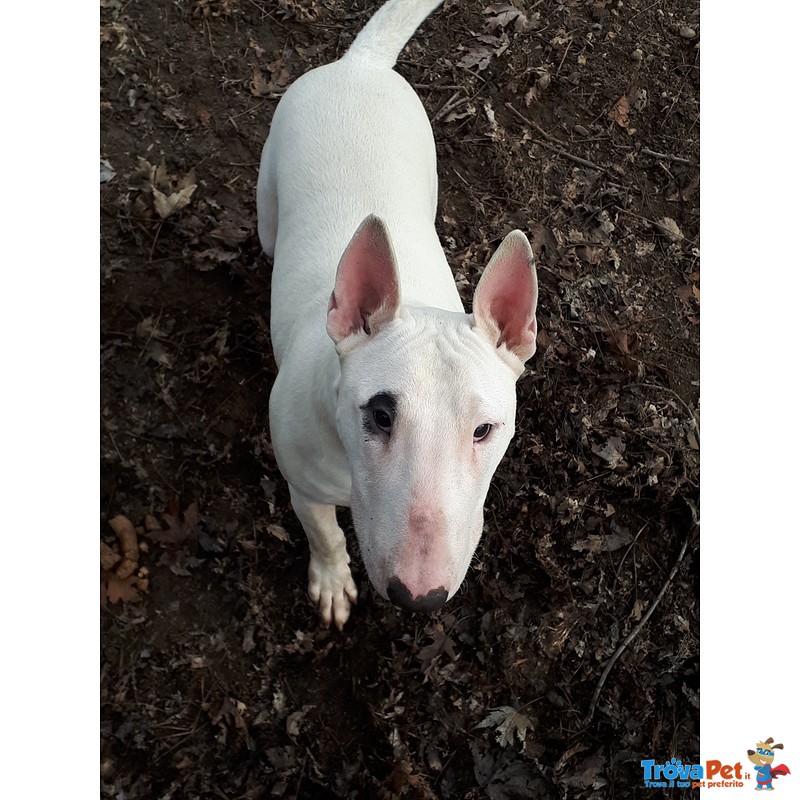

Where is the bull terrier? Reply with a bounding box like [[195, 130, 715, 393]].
[[257, 0, 538, 628]]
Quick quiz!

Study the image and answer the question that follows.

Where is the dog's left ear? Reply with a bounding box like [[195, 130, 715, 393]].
[[473, 230, 538, 365], [327, 215, 401, 344]]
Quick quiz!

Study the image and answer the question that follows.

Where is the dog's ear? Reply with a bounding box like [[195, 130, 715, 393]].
[[473, 230, 538, 365], [327, 215, 401, 344]]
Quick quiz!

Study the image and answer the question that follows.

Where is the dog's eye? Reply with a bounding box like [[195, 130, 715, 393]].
[[473, 423, 492, 441], [373, 409, 393, 432]]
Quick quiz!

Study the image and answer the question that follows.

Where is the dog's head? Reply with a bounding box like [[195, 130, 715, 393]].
[[326, 215, 538, 611], [747, 738, 784, 766]]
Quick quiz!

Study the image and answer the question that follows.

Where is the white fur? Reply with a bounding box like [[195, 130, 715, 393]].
[[257, 0, 538, 628]]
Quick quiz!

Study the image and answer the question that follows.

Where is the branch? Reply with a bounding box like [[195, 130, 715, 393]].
[[585, 535, 691, 723]]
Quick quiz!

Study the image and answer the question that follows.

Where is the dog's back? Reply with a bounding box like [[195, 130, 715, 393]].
[[256, 0, 458, 364]]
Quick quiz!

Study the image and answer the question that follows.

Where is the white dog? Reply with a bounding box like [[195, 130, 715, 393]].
[[257, 0, 538, 628]]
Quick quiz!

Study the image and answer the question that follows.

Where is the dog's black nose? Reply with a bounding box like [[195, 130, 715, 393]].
[[386, 578, 448, 612]]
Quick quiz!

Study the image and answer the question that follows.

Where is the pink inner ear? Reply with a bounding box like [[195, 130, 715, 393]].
[[327, 215, 401, 342], [474, 230, 538, 363]]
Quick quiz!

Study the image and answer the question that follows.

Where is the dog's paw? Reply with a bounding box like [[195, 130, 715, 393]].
[[308, 552, 358, 630]]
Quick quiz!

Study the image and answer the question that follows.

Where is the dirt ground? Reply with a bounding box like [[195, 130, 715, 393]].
[[100, 0, 699, 797]]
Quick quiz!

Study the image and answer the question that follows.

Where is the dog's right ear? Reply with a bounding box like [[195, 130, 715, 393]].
[[327, 215, 401, 344], [472, 229, 538, 369]]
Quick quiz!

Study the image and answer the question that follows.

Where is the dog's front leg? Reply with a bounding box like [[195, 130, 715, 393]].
[[288, 485, 358, 629]]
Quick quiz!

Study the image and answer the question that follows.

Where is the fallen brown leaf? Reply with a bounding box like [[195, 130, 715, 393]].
[[147, 500, 200, 545], [101, 541, 121, 572], [654, 216, 683, 243], [153, 184, 197, 220], [484, 3, 529, 34], [604, 327, 641, 356], [477, 706, 535, 747], [608, 95, 630, 127], [213, 696, 249, 735], [251, 68, 270, 97], [267, 523, 290, 542], [108, 515, 139, 579], [459, 34, 509, 72], [104, 572, 140, 605]]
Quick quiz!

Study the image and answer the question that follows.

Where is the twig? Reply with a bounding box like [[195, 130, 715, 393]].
[[204, 18, 215, 59], [132, 306, 164, 370], [585, 535, 690, 723], [433, 91, 468, 123], [505, 104, 607, 173], [533, 138, 606, 173], [555, 37, 572, 76], [628, 0, 663, 22], [411, 84, 464, 91], [615, 207, 695, 244], [293, 753, 307, 799], [148, 219, 164, 262], [613, 522, 648, 582], [451, 167, 471, 189], [640, 147, 693, 165], [228, 98, 271, 125], [245, 0, 279, 22], [504, 102, 566, 146], [103, 421, 125, 464]]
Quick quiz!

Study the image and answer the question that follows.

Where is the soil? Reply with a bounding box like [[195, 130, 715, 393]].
[[100, 1, 700, 797]]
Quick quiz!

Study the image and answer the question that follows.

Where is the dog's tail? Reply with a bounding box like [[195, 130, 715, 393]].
[[343, 0, 444, 70]]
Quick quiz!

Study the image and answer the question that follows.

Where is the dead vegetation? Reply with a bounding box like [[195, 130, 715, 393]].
[[101, 0, 699, 797]]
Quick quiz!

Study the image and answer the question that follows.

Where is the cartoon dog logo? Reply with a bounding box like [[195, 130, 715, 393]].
[[747, 738, 791, 790]]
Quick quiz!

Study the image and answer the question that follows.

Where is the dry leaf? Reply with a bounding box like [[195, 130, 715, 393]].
[[604, 327, 641, 356], [177, 170, 197, 191], [148, 500, 200, 545], [654, 216, 683, 243], [213, 696, 249, 734], [248, 37, 264, 58], [591, 436, 627, 468], [100, 158, 116, 184], [267, 523, 289, 542], [109, 515, 139, 579], [477, 706, 534, 747], [573, 527, 632, 554], [101, 541, 121, 571], [105, 572, 140, 604], [459, 34, 509, 71], [286, 705, 314, 737], [144, 513, 161, 532], [163, 105, 188, 130], [484, 3, 528, 34], [608, 95, 630, 127], [251, 68, 270, 97], [562, 748, 606, 789], [152, 184, 197, 219], [417, 630, 457, 672], [675, 285, 698, 304], [136, 157, 169, 190], [386, 760, 437, 798]]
